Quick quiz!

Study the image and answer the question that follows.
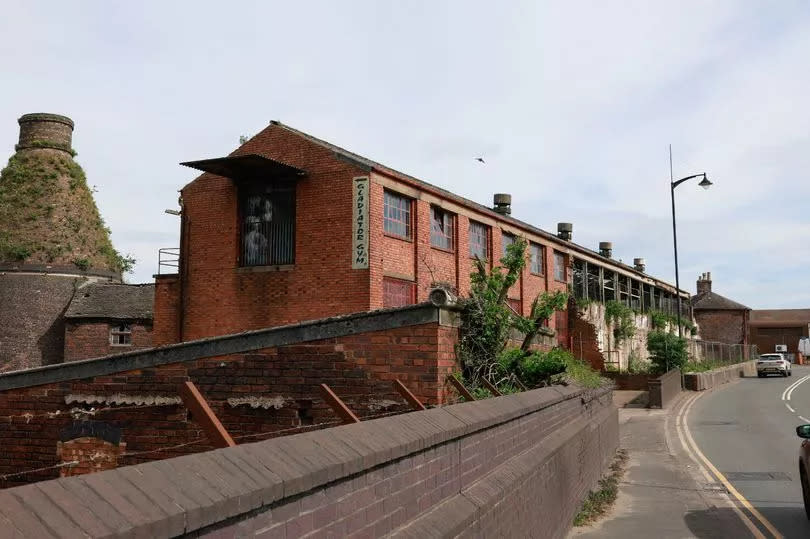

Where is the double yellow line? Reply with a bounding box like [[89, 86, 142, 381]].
[[675, 391, 784, 539]]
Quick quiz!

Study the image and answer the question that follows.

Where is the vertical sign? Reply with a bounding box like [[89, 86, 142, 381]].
[[352, 177, 370, 269]]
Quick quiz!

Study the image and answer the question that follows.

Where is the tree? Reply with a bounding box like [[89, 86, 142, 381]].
[[647, 331, 688, 373]]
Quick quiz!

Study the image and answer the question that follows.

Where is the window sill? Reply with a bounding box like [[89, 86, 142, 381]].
[[554, 279, 567, 283], [110, 343, 133, 347], [430, 245, 455, 255], [236, 265, 295, 273], [530, 272, 544, 277], [384, 233, 413, 243]]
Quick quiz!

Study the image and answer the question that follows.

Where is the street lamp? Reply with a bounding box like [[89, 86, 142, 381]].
[[671, 171, 712, 338]]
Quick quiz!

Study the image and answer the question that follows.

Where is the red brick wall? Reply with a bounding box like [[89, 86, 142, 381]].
[[0, 321, 460, 489], [694, 309, 747, 345], [176, 126, 373, 341], [57, 437, 125, 477], [64, 321, 153, 361], [153, 274, 180, 346]]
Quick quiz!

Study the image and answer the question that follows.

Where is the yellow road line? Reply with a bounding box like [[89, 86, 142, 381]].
[[682, 390, 783, 539]]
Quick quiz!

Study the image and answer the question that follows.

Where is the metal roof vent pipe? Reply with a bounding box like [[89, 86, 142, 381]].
[[557, 222, 573, 241], [493, 193, 512, 215], [633, 258, 646, 272], [599, 242, 613, 258]]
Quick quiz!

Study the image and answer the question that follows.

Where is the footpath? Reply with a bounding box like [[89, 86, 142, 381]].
[[568, 391, 753, 539]]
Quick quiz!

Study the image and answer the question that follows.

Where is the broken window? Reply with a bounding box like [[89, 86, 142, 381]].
[[430, 206, 454, 250], [240, 182, 295, 266], [501, 232, 515, 258], [619, 275, 629, 305], [572, 259, 585, 298], [587, 263, 601, 301], [469, 221, 489, 260], [530, 243, 545, 275], [603, 270, 616, 302], [553, 251, 566, 282], [110, 323, 132, 346], [383, 190, 411, 239], [643, 283, 653, 312], [630, 279, 641, 311], [383, 277, 416, 308]]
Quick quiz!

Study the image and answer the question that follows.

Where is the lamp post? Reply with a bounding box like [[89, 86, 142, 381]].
[[670, 165, 712, 338]]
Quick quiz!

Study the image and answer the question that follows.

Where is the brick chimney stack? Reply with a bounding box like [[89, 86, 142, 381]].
[[697, 272, 712, 295]]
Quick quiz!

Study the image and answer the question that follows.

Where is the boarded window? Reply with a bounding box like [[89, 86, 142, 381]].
[[383, 277, 416, 308], [531, 243, 545, 275], [553, 251, 566, 282], [469, 221, 489, 259], [430, 206, 454, 250], [110, 323, 132, 346], [240, 183, 295, 266], [384, 191, 411, 239]]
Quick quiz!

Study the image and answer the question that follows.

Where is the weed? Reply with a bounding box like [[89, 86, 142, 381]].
[[574, 449, 629, 526]]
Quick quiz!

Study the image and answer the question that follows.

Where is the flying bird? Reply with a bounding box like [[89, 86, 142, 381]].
[[475, 157, 485, 164]]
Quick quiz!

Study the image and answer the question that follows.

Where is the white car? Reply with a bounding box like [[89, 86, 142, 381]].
[[757, 353, 792, 377]]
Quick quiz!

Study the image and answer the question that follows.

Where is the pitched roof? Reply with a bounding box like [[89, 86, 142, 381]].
[[65, 283, 154, 320], [691, 291, 750, 311], [264, 122, 689, 297]]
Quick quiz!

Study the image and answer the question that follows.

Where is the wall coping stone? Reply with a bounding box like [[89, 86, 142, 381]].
[[0, 384, 611, 538], [0, 303, 444, 391]]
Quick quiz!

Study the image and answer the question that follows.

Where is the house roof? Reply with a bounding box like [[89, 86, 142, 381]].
[[65, 283, 154, 320], [691, 290, 750, 311]]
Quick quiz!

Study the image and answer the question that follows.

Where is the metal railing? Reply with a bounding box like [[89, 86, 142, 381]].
[[158, 247, 180, 275], [688, 340, 758, 365]]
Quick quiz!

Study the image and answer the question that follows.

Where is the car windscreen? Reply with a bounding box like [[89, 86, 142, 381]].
[[760, 355, 781, 361]]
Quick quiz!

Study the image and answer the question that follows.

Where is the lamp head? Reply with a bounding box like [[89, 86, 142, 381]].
[[698, 174, 712, 190]]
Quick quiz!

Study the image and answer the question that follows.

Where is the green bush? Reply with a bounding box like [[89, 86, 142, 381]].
[[626, 351, 649, 374], [604, 300, 636, 344], [647, 331, 688, 373], [517, 349, 568, 386]]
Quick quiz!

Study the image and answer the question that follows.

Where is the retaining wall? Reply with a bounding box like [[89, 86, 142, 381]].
[[648, 368, 682, 408], [0, 384, 618, 539], [683, 361, 756, 391]]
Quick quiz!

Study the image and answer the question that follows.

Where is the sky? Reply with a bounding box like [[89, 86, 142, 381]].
[[1, 1, 808, 309]]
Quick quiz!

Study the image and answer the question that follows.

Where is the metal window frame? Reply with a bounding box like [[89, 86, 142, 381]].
[[383, 190, 412, 240]]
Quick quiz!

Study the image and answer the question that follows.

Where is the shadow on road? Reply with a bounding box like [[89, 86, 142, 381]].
[[684, 506, 810, 538]]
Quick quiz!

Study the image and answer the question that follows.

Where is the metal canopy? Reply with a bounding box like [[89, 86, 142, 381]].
[[180, 154, 306, 180]]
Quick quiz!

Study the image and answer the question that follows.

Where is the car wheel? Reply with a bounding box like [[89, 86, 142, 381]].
[[784, 371, 789, 377], [802, 467, 810, 520]]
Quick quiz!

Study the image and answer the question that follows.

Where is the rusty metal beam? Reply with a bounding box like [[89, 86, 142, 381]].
[[392, 379, 426, 411], [319, 384, 360, 424], [480, 378, 502, 397], [448, 376, 475, 402], [178, 381, 235, 448]]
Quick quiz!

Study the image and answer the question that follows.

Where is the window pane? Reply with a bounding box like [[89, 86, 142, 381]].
[[241, 184, 295, 266], [530, 243, 544, 274], [553, 251, 565, 281], [469, 221, 488, 259], [572, 259, 585, 298], [430, 206, 454, 250], [384, 191, 411, 239], [501, 232, 515, 258]]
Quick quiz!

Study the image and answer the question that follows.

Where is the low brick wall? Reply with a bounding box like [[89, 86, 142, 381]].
[[683, 361, 756, 391], [648, 368, 681, 408], [0, 385, 618, 538], [603, 372, 653, 391]]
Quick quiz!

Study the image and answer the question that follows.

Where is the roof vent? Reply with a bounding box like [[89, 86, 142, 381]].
[[599, 242, 613, 258], [633, 258, 646, 272], [493, 193, 511, 215], [557, 222, 573, 241]]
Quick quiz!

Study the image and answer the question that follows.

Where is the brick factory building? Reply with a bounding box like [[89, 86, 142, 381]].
[[749, 309, 810, 360], [154, 120, 692, 347]]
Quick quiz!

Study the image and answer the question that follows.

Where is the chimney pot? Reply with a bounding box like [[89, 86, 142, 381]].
[[493, 193, 511, 215], [557, 222, 573, 241]]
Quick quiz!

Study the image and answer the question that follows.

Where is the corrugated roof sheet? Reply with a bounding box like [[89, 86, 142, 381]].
[[65, 283, 154, 320]]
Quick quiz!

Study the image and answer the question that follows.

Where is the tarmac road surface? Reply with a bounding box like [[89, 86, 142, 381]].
[[688, 365, 810, 538]]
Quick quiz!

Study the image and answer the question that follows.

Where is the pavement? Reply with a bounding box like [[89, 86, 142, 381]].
[[569, 389, 753, 539]]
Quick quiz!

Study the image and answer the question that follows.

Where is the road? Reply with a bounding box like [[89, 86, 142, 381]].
[[688, 365, 810, 538]]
